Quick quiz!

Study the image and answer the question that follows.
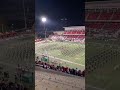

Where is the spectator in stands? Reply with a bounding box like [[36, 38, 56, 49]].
[[35, 60, 85, 77]]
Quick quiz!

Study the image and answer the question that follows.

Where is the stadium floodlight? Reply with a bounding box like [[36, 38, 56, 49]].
[[40, 16, 47, 40], [41, 17, 47, 23]]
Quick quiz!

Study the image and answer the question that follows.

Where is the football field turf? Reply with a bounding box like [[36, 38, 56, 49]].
[[35, 41, 85, 70]]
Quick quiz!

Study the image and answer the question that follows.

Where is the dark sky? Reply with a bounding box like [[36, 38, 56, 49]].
[[86, 0, 109, 1], [36, 0, 85, 31], [0, 0, 86, 30], [0, 0, 110, 30], [0, 0, 34, 29]]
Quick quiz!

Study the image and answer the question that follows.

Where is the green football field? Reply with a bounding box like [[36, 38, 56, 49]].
[[86, 39, 120, 90], [35, 41, 85, 70]]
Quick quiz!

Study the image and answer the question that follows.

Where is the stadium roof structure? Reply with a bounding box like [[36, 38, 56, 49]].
[[86, 1, 120, 9], [64, 26, 85, 31]]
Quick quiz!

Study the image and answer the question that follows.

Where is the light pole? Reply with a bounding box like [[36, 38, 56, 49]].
[[41, 17, 47, 40], [41, 17, 48, 58]]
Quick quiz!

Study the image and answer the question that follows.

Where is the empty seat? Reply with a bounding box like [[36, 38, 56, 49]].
[[98, 12, 113, 20]]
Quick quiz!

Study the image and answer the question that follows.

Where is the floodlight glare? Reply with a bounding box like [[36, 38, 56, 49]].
[[41, 17, 47, 23]]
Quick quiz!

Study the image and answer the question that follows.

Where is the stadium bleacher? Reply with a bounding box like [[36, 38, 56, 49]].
[[50, 26, 85, 43], [63, 27, 85, 42], [86, 9, 120, 20], [86, 6, 120, 37]]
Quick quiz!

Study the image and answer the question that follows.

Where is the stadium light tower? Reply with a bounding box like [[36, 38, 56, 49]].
[[41, 17, 47, 40]]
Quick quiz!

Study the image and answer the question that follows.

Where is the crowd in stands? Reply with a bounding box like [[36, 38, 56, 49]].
[[35, 60, 85, 77]]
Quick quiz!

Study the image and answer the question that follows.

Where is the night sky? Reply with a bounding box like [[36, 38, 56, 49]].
[[0, 0, 108, 31], [86, 0, 109, 1], [36, 0, 85, 31], [0, 0, 34, 29]]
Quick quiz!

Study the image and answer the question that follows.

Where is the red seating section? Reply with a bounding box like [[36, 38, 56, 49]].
[[86, 9, 120, 33], [112, 12, 120, 20], [98, 12, 113, 20], [86, 10, 120, 20], [86, 22, 104, 29], [63, 30, 85, 42], [87, 22, 120, 31], [103, 23, 120, 30], [87, 12, 99, 20], [64, 31, 85, 35]]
